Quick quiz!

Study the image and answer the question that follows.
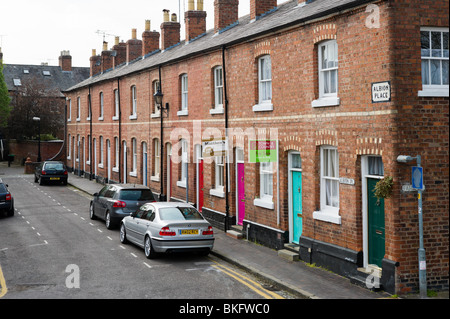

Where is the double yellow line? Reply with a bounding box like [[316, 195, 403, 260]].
[[0, 264, 7, 298], [211, 260, 284, 299]]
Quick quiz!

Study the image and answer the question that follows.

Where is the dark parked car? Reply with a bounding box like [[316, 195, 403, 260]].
[[34, 161, 68, 185], [90, 184, 156, 229], [0, 178, 14, 217]]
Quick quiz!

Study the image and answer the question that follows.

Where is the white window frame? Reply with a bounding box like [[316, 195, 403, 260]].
[[312, 40, 340, 107], [76, 97, 81, 121], [151, 138, 160, 181], [113, 137, 119, 172], [113, 89, 119, 120], [67, 99, 72, 122], [99, 92, 104, 120], [254, 162, 274, 209], [253, 55, 273, 112], [211, 66, 224, 114], [210, 156, 225, 197], [178, 74, 188, 116], [130, 138, 137, 176], [98, 136, 104, 168], [313, 146, 341, 224], [177, 139, 188, 188], [419, 27, 449, 97], [67, 134, 71, 159], [86, 135, 91, 165], [130, 85, 137, 120], [151, 80, 161, 118]]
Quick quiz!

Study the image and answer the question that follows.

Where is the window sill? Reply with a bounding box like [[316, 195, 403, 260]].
[[177, 109, 188, 116], [253, 197, 274, 210], [112, 116, 119, 121], [112, 167, 119, 172], [210, 107, 224, 115], [252, 102, 273, 112], [177, 180, 187, 188], [98, 163, 104, 169], [418, 89, 449, 97], [151, 175, 160, 182], [86, 160, 90, 165], [210, 187, 225, 198], [312, 97, 340, 108], [129, 114, 137, 120], [313, 208, 341, 224], [98, 116, 104, 121], [129, 171, 137, 177], [151, 113, 161, 118]]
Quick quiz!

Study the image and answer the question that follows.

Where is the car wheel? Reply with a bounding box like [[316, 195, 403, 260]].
[[89, 203, 97, 220], [105, 211, 113, 229], [120, 223, 128, 244], [144, 235, 157, 259], [38, 177, 44, 185], [6, 206, 14, 217]]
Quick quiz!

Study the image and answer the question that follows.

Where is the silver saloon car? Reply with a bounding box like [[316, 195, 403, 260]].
[[120, 202, 214, 259]]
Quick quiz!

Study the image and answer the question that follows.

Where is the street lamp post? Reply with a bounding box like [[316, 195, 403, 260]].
[[397, 154, 426, 298], [154, 89, 168, 202], [32, 117, 41, 162]]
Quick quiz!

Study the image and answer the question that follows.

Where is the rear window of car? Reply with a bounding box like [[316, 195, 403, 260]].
[[44, 163, 65, 170], [159, 207, 204, 221], [119, 189, 154, 201], [0, 184, 7, 193]]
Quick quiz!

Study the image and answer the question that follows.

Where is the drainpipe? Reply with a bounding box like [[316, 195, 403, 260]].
[[222, 45, 229, 232], [88, 85, 93, 180], [158, 65, 166, 201], [117, 77, 122, 183]]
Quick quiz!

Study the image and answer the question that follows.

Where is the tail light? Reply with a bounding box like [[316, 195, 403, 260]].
[[113, 200, 126, 208], [159, 226, 176, 236], [5, 193, 11, 201], [41, 170, 46, 175], [63, 170, 68, 175], [202, 226, 213, 236]]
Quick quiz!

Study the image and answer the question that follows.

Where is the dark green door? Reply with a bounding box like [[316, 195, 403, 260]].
[[368, 178, 385, 267]]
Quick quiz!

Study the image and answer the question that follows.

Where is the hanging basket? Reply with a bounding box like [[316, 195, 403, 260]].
[[373, 176, 394, 202]]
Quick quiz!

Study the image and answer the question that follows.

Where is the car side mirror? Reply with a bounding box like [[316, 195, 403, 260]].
[[130, 212, 136, 218]]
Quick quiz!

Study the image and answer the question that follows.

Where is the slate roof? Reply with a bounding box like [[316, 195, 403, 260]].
[[3, 63, 90, 97], [65, 0, 374, 93]]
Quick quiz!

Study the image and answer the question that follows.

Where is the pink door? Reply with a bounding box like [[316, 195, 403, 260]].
[[237, 163, 245, 225], [198, 159, 204, 212]]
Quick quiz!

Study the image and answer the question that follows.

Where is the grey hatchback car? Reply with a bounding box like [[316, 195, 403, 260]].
[[90, 184, 156, 229], [120, 202, 214, 259]]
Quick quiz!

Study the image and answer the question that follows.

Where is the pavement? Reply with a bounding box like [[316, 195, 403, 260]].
[[3, 162, 448, 299]]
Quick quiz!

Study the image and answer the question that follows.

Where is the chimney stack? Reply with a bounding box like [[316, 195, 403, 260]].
[[101, 42, 114, 72], [89, 49, 101, 77], [161, 10, 181, 50], [214, 0, 239, 33], [126, 28, 143, 63], [59, 50, 72, 71], [185, 0, 207, 42], [142, 20, 160, 56], [112, 37, 127, 68], [250, 0, 277, 20]]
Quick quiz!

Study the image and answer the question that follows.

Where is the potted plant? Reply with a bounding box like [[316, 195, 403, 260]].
[[373, 175, 393, 205]]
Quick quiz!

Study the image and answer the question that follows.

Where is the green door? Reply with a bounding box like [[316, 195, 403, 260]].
[[292, 171, 302, 244], [368, 178, 385, 267]]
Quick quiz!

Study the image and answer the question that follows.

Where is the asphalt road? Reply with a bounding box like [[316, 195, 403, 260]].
[[0, 167, 290, 300]]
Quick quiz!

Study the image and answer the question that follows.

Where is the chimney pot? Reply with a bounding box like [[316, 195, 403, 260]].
[[197, 0, 204, 11], [188, 0, 195, 11], [163, 9, 170, 22], [145, 20, 151, 31], [132, 28, 137, 39], [171, 13, 177, 22]]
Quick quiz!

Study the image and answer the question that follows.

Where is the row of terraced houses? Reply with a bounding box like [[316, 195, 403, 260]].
[[64, 0, 449, 295]]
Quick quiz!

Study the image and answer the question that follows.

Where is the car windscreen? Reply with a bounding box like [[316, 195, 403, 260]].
[[159, 207, 204, 221], [44, 163, 65, 170], [119, 189, 154, 201]]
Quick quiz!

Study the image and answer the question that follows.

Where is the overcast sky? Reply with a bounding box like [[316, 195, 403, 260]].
[[0, 0, 272, 68]]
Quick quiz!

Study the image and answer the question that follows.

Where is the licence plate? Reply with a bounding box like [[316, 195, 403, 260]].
[[180, 229, 198, 235], [50, 177, 60, 180]]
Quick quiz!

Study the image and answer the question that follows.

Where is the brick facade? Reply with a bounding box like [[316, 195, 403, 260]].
[[64, 0, 448, 295]]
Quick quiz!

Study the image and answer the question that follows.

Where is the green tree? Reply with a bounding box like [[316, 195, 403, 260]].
[[0, 60, 11, 128]]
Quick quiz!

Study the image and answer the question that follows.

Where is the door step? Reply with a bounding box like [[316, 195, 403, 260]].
[[278, 249, 299, 262], [349, 267, 382, 291], [226, 230, 243, 240], [284, 243, 300, 253]]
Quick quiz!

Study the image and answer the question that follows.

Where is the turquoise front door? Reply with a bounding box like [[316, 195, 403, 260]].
[[292, 171, 302, 244], [368, 178, 385, 268]]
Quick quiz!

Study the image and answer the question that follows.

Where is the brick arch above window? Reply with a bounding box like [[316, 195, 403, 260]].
[[315, 129, 338, 147], [253, 40, 271, 59], [355, 137, 384, 157], [313, 23, 337, 44]]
